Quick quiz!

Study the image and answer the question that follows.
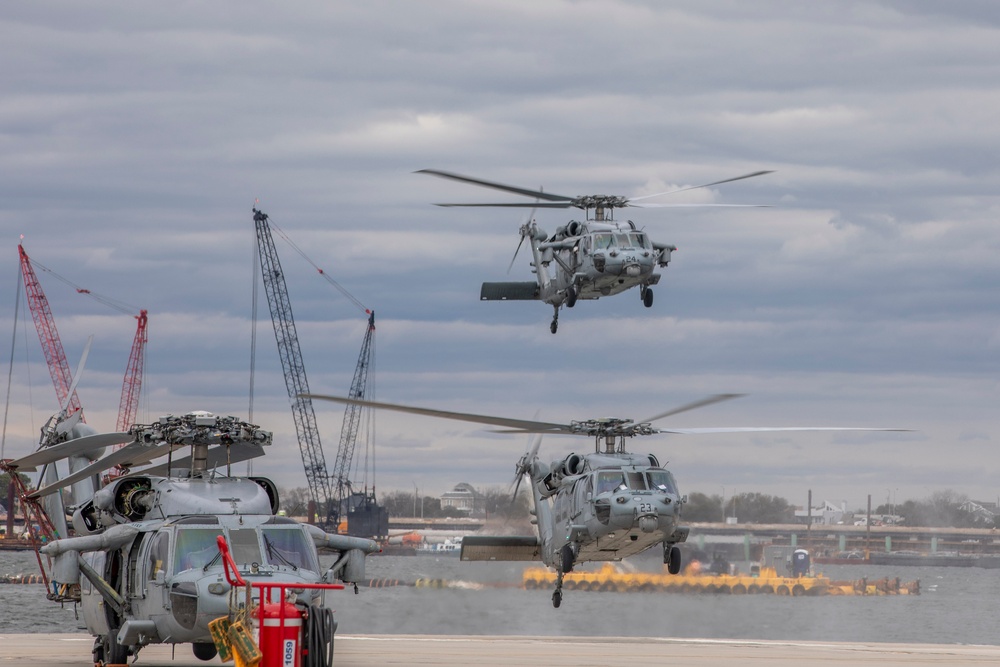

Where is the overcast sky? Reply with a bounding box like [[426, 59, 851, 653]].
[[1, 1, 998, 512]]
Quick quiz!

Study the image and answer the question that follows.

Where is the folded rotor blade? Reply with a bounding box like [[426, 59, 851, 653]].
[[639, 394, 745, 424], [58, 334, 93, 416], [417, 169, 572, 202], [7, 431, 134, 472], [28, 441, 179, 499], [140, 442, 266, 476], [302, 393, 570, 433], [629, 170, 774, 202], [54, 410, 83, 437]]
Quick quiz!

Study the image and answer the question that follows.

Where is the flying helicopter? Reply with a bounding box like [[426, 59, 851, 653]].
[[2, 398, 379, 665], [303, 391, 906, 608], [417, 168, 773, 333]]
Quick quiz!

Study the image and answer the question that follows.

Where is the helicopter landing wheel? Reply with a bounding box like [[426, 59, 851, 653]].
[[566, 286, 578, 308], [192, 642, 219, 661], [667, 545, 682, 575], [550, 320, 558, 334], [643, 287, 654, 308], [561, 544, 576, 574], [93, 632, 128, 667]]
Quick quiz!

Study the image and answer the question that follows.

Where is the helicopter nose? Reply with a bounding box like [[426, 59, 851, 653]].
[[626, 264, 641, 277]]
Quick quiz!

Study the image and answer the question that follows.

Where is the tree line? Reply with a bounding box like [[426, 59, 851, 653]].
[[366, 487, 998, 528], [3, 473, 992, 530]]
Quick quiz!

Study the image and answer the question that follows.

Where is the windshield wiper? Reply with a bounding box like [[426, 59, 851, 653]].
[[264, 535, 298, 571], [202, 551, 222, 572]]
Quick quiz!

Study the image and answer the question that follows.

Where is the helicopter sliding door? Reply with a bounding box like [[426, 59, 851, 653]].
[[80, 551, 110, 635]]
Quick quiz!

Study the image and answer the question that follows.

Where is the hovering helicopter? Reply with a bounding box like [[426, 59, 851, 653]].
[[304, 391, 906, 608], [2, 401, 379, 665], [417, 168, 773, 333]]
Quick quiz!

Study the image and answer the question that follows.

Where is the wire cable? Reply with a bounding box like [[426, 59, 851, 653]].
[[2, 267, 23, 459], [28, 258, 140, 315], [265, 216, 369, 314]]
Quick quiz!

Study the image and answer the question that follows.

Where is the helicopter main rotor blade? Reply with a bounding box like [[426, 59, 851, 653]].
[[433, 202, 572, 208], [27, 440, 180, 499], [7, 431, 134, 472], [653, 426, 911, 435], [302, 394, 572, 433], [140, 442, 266, 477], [55, 410, 84, 437], [639, 394, 745, 425], [629, 203, 773, 209], [629, 170, 775, 202], [417, 169, 573, 203], [58, 334, 94, 416]]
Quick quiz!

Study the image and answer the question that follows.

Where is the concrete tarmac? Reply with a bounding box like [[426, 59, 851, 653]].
[[3, 634, 1000, 666]]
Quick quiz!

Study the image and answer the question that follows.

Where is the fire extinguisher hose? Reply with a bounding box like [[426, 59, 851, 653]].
[[304, 605, 337, 667]]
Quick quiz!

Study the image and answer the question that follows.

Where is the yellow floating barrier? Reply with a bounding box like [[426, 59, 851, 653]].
[[522, 563, 919, 596]]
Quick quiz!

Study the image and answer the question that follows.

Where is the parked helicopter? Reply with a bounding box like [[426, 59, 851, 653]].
[[2, 406, 379, 665], [417, 168, 773, 333], [304, 391, 905, 607]]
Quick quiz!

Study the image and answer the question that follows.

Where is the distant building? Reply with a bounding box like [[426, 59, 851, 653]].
[[440, 483, 483, 515], [794, 500, 847, 526], [960, 500, 996, 524]]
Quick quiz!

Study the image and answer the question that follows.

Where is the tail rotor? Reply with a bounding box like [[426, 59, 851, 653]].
[[510, 432, 543, 504], [507, 207, 537, 274]]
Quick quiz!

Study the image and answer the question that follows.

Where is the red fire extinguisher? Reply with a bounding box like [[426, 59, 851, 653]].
[[260, 599, 303, 667]]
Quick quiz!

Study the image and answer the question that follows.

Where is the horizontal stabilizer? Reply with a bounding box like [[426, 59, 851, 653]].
[[461, 535, 541, 562], [480, 282, 539, 301]]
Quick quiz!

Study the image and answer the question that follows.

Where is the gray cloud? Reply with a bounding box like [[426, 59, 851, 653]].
[[1, 1, 997, 510]]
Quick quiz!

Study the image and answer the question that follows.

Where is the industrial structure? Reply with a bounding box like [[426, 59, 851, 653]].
[[251, 208, 386, 538], [115, 310, 148, 432], [18, 243, 83, 419]]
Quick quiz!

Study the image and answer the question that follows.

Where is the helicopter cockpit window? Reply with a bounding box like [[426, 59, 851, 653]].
[[228, 528, 263, 568], [261, 527, 318, 572], [593, 233, 614, 250], [625, 471, 647, 490], [629, 232, 649, 249], [596, 471, 625, 494], [148, 531, 169, 581], [647, 470, 678, 495], [615, 233, 632, 248], [173, 527, 224, 573]]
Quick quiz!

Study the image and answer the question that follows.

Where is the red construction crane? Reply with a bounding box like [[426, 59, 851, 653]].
[[18, 243, 83, 419], [116, 310, 148, 432]]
